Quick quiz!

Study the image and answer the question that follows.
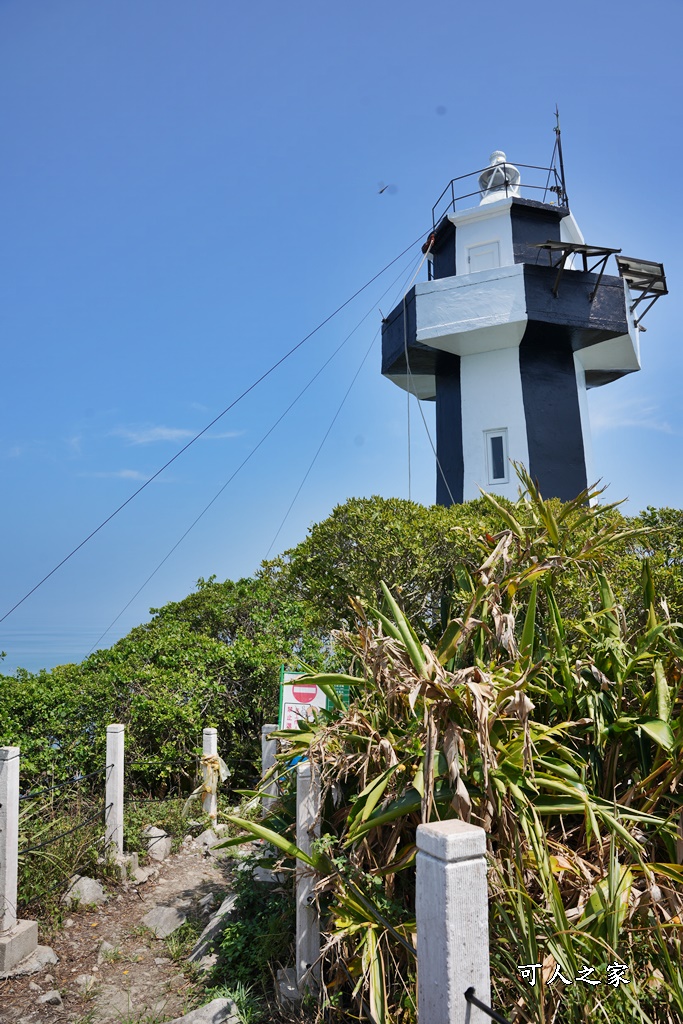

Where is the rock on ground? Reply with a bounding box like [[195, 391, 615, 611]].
[[61, 874, 108, 907], [195, 829, 229, 858], [75, 973, 97, 993], [188, 894, 237, 962], [133, 864, 158, 884], [253, 866, 287, 883], [37, 989, 62, 1006], [144, 825, 173, 862], [277, 966, 300, 1007], [194, 953, 218, 972], [97, 939, 117, 963], [195, 828, 219, 846], [142, 904, 188, 939], [197, 891, 217, 912], [166, 997, 240, 1024], [0, 945, 58, 979]]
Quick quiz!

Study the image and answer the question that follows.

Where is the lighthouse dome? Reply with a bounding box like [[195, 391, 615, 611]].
[[478, 151, 521, 204]]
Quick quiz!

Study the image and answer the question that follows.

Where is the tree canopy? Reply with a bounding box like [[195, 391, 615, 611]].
[[1, 489, 682, 796]]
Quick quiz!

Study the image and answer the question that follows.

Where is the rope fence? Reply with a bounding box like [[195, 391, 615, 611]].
[[19, 765, 113, 803], [126, 757, 194, 768], [1, 736, 125, 965], [123, 793, 196, 806], [18, 835, 109, 911], [2, 726, 505, 1022], [0, 726, 234, 974], [19, 803, 112, 857], [465, 987, 512, 1024]]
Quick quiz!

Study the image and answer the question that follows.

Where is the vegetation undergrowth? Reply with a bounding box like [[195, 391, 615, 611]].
[[3, 488, 682, 799], [208, 981, 265, 1024], [16, 794, 218, 927], [222, 469, 683, 1024], [165, 918, 205, 962], [208, 860, 295, 1001], [17, 788, 118, 932], [123, 797, 200, 857]]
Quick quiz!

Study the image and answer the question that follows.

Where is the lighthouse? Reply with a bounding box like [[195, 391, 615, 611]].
[[381, 150, 667, 504]]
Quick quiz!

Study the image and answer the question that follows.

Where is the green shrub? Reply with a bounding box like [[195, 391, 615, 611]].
[[123, 797, 194, 856], [226, 472, 683, 1024], [211, 862, 294, 994]]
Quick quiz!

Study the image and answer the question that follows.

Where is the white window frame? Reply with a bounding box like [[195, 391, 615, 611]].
[[484, 428, 509, 484]]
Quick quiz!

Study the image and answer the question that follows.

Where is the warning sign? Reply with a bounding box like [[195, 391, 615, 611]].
[[278, 668, 351, 729], [279, 671, 327, 730]]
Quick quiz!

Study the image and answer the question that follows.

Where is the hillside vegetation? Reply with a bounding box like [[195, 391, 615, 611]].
[[2, 482, 683, 1023], [224, 477, 683, 1024], [1, 491, 680, 798]]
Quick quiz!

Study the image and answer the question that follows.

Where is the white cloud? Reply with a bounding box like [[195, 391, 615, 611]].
[[589, 394, 673, 436], [111, 425, 243, 444], [112, 426, 196, 444], [1, 440, 44, 459], [82, 469, 150, 481], [66, 435, 83, 456]]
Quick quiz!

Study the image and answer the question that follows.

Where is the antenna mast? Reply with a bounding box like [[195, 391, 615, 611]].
[[554, 105, 569, 207]]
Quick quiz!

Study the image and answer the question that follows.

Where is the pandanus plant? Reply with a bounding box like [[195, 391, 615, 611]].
[[221, 469, 683, 1024]]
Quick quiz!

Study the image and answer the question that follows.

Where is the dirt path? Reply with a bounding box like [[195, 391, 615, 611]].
[[0, 839, 235, 1024]]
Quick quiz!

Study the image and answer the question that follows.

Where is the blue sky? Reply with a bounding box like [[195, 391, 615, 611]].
[[1, 0, 681, 674]]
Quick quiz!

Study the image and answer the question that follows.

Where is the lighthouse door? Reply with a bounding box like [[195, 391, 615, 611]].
[[467, 240, 500, 273]]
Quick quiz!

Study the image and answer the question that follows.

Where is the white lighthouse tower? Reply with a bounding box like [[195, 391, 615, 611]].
[[381, 150, 667, 503]]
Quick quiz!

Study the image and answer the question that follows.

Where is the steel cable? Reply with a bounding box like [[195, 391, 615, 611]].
[[0, 230, 429, 628], [19, 765, 112, 802], [20, 803, 111, 856], [87, 247, 423, 654]]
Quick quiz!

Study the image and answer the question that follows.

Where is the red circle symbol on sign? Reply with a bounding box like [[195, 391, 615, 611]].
[[291, 684, 319, 704]]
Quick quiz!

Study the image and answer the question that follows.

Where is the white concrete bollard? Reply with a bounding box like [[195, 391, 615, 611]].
[[261, 724, 278, 815], [296, 761, 321, 994], [105, 725, 125, 856], [202, 727, 218, 820], [416, 819, 491, 1024], [0, 747, 38, 973], [0, 747, 19, 935]]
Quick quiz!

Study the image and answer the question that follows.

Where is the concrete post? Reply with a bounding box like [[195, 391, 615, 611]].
[[416, 819, 491, 1024], [261, 724, 278, 815], [105, 725, 125, 856], [202, 727, 218, 820], [296, 761, 321, 994], [0, 747, 38, 974], [0, 747, 19, 936]]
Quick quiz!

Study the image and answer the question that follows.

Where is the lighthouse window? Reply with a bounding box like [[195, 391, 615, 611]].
[[485, 429, 508, 483]]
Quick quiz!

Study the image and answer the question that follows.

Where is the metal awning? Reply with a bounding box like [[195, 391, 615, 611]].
[[533, 241, 622, 300], [615, 255, 668, 325]]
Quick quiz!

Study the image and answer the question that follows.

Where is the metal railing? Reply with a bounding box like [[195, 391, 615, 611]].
[[431, 160, 567, 229]]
